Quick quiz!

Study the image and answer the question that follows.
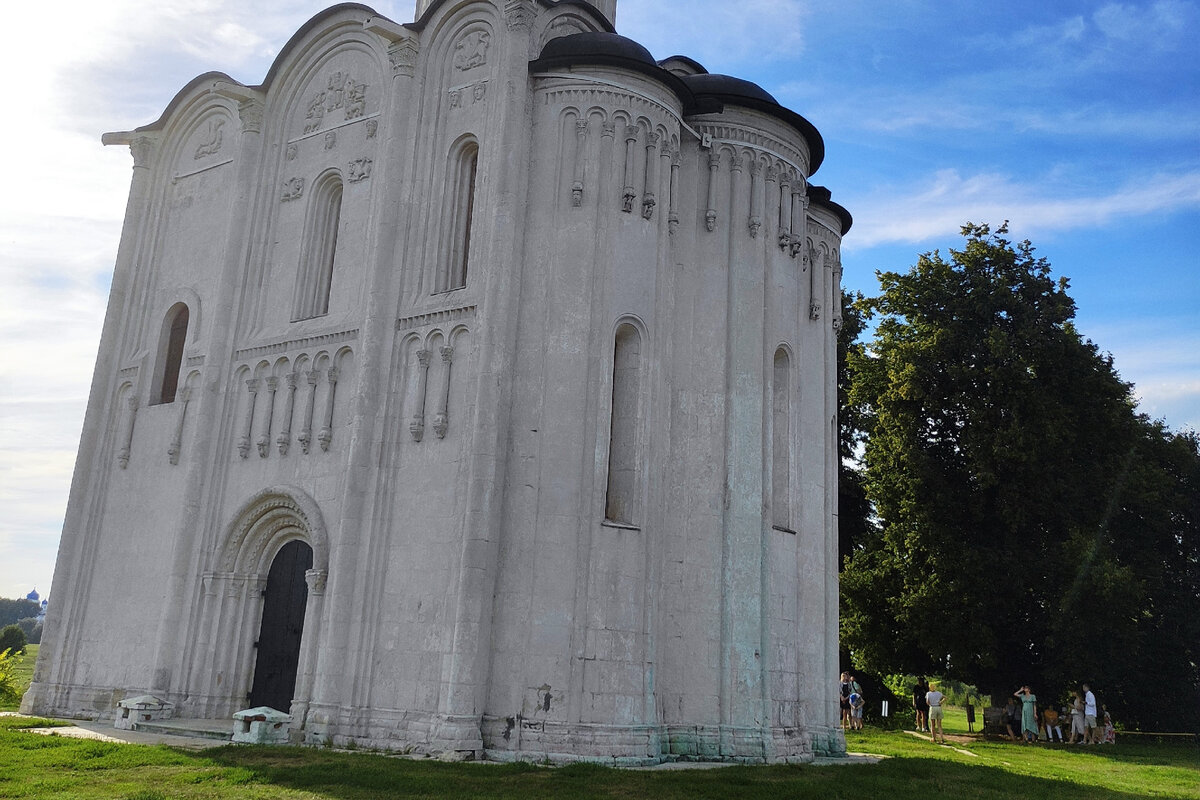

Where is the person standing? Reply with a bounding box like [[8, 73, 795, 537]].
[[839, 672, 853, 731], [913, 677, 930, 732], [926, 682, 946, 744], [1082, 683, 1099, 744], [1068, 691, 1086, 744], [1014, 686, 1038, 743]]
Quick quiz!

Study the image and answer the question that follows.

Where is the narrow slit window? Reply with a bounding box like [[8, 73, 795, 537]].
[[439, 141, 478, 292], [154, 303, 189, 405], [294, 175, 343, 320], [772, 348, 791, 529], [605, 323, 642, 525]]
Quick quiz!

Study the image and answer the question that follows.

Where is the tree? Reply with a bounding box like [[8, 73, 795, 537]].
[[837, 289, 876, 563], [841, 223, 1200, 730], [0, 625, 26, 656], [0, 598, 39, 628]]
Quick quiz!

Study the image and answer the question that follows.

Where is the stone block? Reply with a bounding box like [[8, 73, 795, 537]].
[[113, 695, 174, 730], [232, 706, 292, 745]]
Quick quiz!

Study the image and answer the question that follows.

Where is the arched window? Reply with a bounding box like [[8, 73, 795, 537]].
[[605, 323, 642, 525], [294, 174, 343, 320], [154, 303, 189, 405], [772, 347, 792, 530], [437, 139, 478, 293]]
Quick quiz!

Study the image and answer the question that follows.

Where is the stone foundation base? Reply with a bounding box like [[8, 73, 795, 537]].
[[22, 683, 844, 764]]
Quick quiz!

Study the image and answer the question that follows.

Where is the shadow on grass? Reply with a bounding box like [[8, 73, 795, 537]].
[[192, 745, 1187, 800]]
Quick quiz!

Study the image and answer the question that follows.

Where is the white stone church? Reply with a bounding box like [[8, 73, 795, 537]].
[[25, 0, 851, 763]]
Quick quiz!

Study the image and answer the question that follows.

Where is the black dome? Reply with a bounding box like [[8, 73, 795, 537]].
[[537, 32, 656, 66], [681, 73, 777, 105]]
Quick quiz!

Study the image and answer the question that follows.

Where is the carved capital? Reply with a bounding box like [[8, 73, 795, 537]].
[[388, 38, 420, 76], [622, 189, 636, 213], [130, 136, 157, 169], [246, 378, 260, 394], [440, 346, 454, 364], [571, 181, 583, 207], [432, 413, 449, 440], [750, 160, 763, 177], [809, 302, 822, 321], [238, 99, 264, 134], [326, 367, 339, 385], [624, 124, 639, 144], [306, 370, 320, 387], [416, 349, 431, 368], [409, 417, 425, 442], [731, 153, 745, 173], [576, 119, 589, 138], [505, 0, 537, 30], [305, 568, 328, 595], [705, 209, 718, 232], [601, 121, 615, 139], [708, 153, 721, 171], [749, 218, 762, 238], [285, 373, 298, 390]]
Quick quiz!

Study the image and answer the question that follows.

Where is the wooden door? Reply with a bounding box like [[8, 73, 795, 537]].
[[248, 540, 313, 712]]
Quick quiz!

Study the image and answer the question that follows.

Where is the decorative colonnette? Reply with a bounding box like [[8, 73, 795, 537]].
[[230, 331, 357, 459], [537, 81, 680, 222], [111, 363, 205, 468], [396, 306, 474, 443]]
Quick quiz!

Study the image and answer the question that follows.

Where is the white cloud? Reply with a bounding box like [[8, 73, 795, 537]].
[[844, 168, 1200, 248], [620, 0, 809, 69]]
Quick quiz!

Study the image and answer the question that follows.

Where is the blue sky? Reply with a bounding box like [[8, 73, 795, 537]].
[[1, 0, 1197, 599]]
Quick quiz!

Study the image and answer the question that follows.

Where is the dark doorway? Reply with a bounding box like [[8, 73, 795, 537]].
[[249, 540, 313, 713]]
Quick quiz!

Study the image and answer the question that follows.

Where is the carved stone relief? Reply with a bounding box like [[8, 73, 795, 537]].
[[366, 119, 378, 139], [303, 72, 369, 134], [286, 143, 298, 161], [454, 31, 490, 70], [348, 158, 372, 183], [194, 119, 224, 160], [449, 80, 488, 109], [282, 177, 304, 202], [324, 131, 337, 150]]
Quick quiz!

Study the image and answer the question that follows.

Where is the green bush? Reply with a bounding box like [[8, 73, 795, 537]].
[[0, 625, 26, 655], [0, 648, 21, 704]]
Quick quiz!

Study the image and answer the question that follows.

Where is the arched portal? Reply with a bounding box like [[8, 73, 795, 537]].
[[249, 539, 313, 712], [190, 487, 329, 721]]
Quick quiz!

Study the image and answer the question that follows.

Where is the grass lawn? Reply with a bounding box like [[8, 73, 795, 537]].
[[0, 707, 1196, 800], [0, 644, 37, 712]]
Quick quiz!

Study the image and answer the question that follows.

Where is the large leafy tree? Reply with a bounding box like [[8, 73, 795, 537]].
[[841, 223, 1199, 729]]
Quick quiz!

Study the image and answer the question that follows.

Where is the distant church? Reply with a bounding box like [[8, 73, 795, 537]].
[[25, 0, 851, 763]]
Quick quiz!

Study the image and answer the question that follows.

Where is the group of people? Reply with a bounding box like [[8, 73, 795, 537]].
[[1004, 683, 1115, 745], [839, 672, 866, 731], [911, 677, 947, 744]]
